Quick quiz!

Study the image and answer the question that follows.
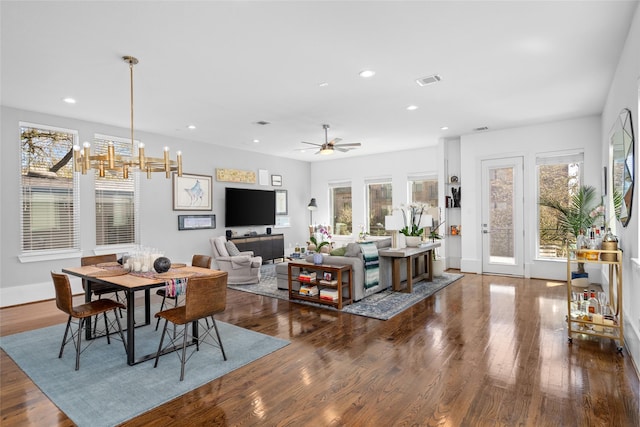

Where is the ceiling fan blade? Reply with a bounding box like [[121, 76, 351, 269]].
[[301, 141, 322, 147], [334, 142, 361, 147], [328, 137, 342, 145]]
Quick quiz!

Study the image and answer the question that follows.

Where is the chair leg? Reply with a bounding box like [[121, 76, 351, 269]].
[[113, 309, 128, 353], [154, 318, 169, 368], [180, 324, 189, 381], [210, 317, 227, 361], [75, 318, 84, 371], [155, 295, 167, 331], [59, 316, 72, 358], [103, 312, 111, 344]]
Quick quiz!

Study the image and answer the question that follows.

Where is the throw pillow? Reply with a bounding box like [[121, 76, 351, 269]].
[[345, 242, 361, 257], [214, 237, 229, 257], [330, 246, 347, 256], [225, 241, 241, 256]]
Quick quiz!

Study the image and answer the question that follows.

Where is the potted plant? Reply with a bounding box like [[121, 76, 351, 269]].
[[539, 185, 603, 273], [308, 226, 332, 253], [397, 203, 428, 246]]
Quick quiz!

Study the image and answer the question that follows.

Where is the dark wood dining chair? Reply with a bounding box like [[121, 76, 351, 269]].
[[51, 272, 127, 370], [155, 254, 212, 330], [81, 254, 127, 309], [154, 272, 228, 381]]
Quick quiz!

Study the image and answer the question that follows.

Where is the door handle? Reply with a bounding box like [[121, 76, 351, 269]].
[[482, 230, 490, 234]]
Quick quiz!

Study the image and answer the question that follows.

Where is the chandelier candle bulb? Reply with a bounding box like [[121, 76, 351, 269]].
[[107, 141, 115, 169], [138, 143, 145, 170], [177, 150, 182, 176], [83, 142, 91, 172], [164, 146, 170, 177], [73, 145, 81, 173]]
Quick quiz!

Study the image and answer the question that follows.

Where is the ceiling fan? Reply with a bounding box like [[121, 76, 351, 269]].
[[300, 124, 361, 155]]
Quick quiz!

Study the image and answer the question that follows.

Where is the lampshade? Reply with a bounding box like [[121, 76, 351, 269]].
[[307, 198, 318, 210], [418, 214, 433, 229], [385, 214, 401, 231]]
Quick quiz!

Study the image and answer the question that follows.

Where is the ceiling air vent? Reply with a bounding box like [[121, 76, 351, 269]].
[[416, 74, 441, 87], [255, 120, 271, 126], [474, 126, 489, 131]]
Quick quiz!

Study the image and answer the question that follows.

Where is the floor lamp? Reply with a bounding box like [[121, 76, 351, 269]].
[[307, 198, 318, 226]]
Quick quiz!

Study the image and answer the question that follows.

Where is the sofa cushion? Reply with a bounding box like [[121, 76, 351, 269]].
[[214, 237, 229, 257], [225, 241, 241, 256], [330, 246, 347, 256], [345, 242, 361, 257]]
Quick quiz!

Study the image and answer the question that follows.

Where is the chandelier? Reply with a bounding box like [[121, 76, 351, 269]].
[[73, 56, 183, 179]]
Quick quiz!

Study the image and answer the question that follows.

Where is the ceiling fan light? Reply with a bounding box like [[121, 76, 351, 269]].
[[319, 147, 333, 155]]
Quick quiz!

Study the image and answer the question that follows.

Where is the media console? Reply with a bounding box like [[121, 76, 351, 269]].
[[228, 233, 284, 262]]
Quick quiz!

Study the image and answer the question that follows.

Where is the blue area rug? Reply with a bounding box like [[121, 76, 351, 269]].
[[1, 313, 289, 427], [229, 264, 463, 320]]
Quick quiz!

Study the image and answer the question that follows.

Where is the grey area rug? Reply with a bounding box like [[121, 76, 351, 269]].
[[229, 264, 463, 320], [0, 311, 289, 427]]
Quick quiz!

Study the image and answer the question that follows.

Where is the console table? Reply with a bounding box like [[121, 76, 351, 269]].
[[287, 261, 353, 309], [378, 242, 441, 293], [228, 233, 284, 262]]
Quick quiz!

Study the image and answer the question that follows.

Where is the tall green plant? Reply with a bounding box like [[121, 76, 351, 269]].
[[539, 185, 603, 242]]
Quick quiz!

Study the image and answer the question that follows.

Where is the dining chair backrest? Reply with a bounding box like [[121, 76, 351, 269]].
[[191, 254, 212, 269], [184, 273, 227, 323], [81, 253, 117, 266], [51, 272, 74, 316]]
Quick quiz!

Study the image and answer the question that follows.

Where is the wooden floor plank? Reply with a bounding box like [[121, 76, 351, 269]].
[[1, 273, 638, 426]]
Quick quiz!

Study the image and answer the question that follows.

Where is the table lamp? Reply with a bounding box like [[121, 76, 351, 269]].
[[385, 214, 402, 249]]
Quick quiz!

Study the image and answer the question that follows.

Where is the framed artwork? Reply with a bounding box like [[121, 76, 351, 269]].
[[271, 174, 282, 186], [173, 173, 213, 211], [215, 168, 256, 183], [178, 214, 216, 230], [275, 189, 288, 215]]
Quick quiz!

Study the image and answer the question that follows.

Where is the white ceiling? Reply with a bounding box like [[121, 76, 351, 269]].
[[2, 1, 637, 162]]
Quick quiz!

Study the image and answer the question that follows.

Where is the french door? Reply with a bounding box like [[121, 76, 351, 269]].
[[481, 157, 524, 276]]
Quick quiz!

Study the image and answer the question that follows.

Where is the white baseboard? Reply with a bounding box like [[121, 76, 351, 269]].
[[1, 276, 84, 308]]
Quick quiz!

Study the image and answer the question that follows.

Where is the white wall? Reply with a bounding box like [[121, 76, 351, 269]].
[[307, 142, 444, 246], [1, 107, 311, 306], [459, 116, 602, 279], [601, 4, 640, 372]]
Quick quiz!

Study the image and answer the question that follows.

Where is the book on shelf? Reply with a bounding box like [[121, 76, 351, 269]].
[[319, 288, 339, 301], [318, 279, 338, 286], [298, 271, 317, 282], [299, 284, 319, 296]]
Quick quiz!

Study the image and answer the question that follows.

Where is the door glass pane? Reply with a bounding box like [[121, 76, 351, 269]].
[[489, 167, 514, 263]]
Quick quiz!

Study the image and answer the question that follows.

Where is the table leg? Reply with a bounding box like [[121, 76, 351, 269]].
[[392, 258, 401, 291], [126, 289, 136, 366], [84, 280, 93, 340], [406, 256, 413, 293], [426, 250, 433, 281], [144, 289, 151, 325]]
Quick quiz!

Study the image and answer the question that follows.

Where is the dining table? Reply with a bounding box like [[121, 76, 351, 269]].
[[62, 263, 225, 365]]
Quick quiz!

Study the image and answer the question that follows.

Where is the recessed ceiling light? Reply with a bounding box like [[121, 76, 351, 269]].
[[319, 82, 329, 87], [187, 124, 196, 130], [62, 97, 76, 104], [406, 105, 418, 111], [252, 139, 260, 144], [359, 70, 376, 78], [441, 126, 449, 130]]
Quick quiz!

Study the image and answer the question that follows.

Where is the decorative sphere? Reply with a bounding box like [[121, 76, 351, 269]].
[[153, 257, 171, 273]]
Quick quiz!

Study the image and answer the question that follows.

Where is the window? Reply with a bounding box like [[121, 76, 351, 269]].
[[366, 180, 392, 236], [329, 183, 352, 236], [94, 134, 139, 246], [20, 123, 79, 252], [409, 175, 438, 207], [537, 152, 583, 258]]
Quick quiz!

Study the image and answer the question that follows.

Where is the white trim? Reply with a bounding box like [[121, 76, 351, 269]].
[[18, 250, 83, 263], [0, 277, 84, 308]]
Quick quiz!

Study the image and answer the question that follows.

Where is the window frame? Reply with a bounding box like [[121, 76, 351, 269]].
[[19, 122, 81, 262], [365, 177, 393, 237], [329, 181, 353, 236]]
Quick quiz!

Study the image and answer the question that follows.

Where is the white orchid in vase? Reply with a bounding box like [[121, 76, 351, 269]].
[[397, 203, 430, 237]]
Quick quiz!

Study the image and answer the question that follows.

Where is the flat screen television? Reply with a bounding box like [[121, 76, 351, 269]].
[[225, 187, 276, 227]]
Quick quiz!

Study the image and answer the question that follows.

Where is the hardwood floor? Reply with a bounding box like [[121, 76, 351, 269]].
[[1, 273, 638, 426]]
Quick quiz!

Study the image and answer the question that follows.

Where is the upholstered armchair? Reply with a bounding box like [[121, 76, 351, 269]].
[[210, 236, 262, 284]]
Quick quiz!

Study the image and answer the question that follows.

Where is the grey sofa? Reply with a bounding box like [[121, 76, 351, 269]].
[[277, 238, 403, 301]]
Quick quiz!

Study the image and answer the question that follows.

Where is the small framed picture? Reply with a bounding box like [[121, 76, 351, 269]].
[[323, 272, 332, 281], [271, 174, 282, 186]]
